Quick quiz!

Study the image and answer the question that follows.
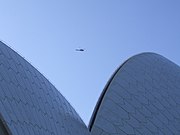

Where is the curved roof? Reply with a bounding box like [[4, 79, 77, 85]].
[[89, 53, 180, 134], [0, 41, 90, 135], [1, 40, 180, 135]]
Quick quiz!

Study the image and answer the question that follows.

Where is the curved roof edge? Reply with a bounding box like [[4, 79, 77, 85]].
[[0, 41, 86, 129], [0, 113, 12, 135], [88, 52, 161, 131]]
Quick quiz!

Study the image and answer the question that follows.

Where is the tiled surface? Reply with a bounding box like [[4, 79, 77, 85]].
[[0, 41, 90, 135], [1, 41, 180, 135], [90, 53, 180, 135]]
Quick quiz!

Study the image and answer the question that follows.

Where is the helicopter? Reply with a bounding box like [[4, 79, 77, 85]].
[[75, 48, 85, 51]]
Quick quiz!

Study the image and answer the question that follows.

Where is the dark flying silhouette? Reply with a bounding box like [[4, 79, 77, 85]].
[[76, 48, 84, 51]]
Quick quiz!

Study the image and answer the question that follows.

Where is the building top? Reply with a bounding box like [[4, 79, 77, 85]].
[[0, 41, 89, 135], [0, 41, 180, 135]]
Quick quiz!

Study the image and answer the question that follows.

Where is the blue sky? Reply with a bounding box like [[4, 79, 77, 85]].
[[0, 0, 180, 125]]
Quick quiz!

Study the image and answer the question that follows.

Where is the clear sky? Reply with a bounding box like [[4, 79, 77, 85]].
[[0, 0, 180, 125]]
